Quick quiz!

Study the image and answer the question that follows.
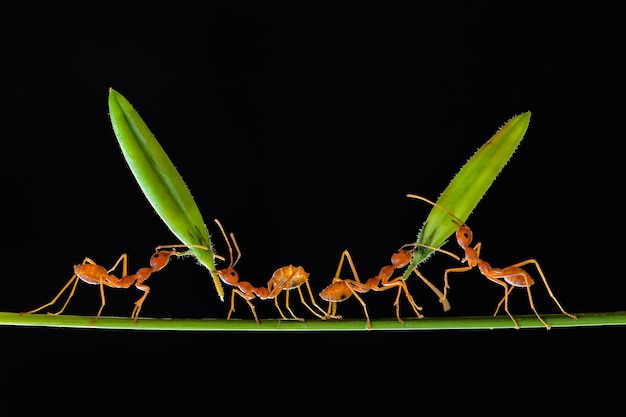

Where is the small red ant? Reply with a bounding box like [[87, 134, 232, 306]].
[[407, 193, 578, 329], [212, 218, 266, 324], [319, 243, 460, 329], [21, 244, 208, 324], [266, 265, 329, 321], [212, 219, 328, 324]]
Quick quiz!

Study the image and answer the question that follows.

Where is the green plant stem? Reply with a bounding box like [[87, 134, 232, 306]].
[[1, 311, 624, 331]]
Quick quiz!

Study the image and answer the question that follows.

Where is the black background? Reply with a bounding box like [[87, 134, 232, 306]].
[[1, 3, 625, 416]]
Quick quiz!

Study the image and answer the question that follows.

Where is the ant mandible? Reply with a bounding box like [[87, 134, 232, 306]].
[[407, 193, 578, 329], [21, 243, 208, 324], [212, 219, 328, 325], [319, 242, 459, 329]]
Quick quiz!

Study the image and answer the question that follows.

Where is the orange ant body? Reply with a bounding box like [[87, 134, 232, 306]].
[[319, 243, 459, 329], [407, 193, 578, 329], [212, 219, 328, 325], [21, 244, 207, 324], [266, 265, 328, 321]]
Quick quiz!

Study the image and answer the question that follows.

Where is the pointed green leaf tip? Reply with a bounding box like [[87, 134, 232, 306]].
[[107, 88, 224, 300], [402, 111, 531, 279]]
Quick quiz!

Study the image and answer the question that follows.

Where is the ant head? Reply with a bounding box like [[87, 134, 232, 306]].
[[150, 250, 175, 271], [215, 267, 240, 286], [455, 224, 473, 247], [391, 248, 413, 268], [212, 219, 243, 288]]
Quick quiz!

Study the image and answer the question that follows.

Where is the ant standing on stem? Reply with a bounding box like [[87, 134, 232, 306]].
[[319, 242, 460, 329], [21, 243, 209, 324], [407, 193, 578, 329], [212, 218, 329, 325], [265, 264, 329, 321]]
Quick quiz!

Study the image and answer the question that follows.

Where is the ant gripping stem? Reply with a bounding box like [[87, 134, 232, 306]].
[[319, 242, 460, 329], [212, 219, 327, 324], [21, 243, 209, 324]]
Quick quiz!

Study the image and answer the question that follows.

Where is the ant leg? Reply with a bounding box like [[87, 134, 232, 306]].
[[326, 300, 341, 320], [106, 254, 128, 276], [379, 279, 423, 322], [484, 277, 519, 329], [413, 268, 451, 312], [87, 254, 128, 325], [493, 285, 515, 316], [391, 285, 405, 323], [23, 257, 99, 316], [305, 280, 331, 317], [343, 282, 371, 329], [297, 282, 328, 320], [353, 291, 371, 330], [54, 276, 82, 316], [227, 289, 238, 319], [523, 284, 552, 330], [353, 294, 371, 329], [500, 285, 519, 329], [130, 282, 151, 324], [442, 265, 473, 300], [512, 259, 577, 320], [397, 281, 424, 319], [22, 274, 81, 316], [229, 288, 259, 325], [335, 250, 364, 283], [284, 288, 304, 321], [497, 268, 551, 329], [267, 276, 290, 320], [89, 278, 108, 325], [390, 282, 423, 322], [273, 292, 289, 320]]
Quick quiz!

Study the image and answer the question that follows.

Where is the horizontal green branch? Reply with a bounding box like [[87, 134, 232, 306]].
[[1, 311, 625, 331]]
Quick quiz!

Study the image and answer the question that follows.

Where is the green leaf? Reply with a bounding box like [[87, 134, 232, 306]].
[[402, 111, 531, 279], [108, 88, 224, 300]]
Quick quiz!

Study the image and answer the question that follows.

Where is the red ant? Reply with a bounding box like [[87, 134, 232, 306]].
[[319, 242, 460, 329], [266, 265, 328, 321], [21, 244, 208, 324], [407, 193, 578, 329], [212, 218, 266, 324], [212, 219, 328, 325]]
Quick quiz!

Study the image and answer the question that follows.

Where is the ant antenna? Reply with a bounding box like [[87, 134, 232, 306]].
[[408, 242, 461, 262], [214, 219, 241, 268], [228, 232, 242, 267], [406, 194, 465, 226]]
